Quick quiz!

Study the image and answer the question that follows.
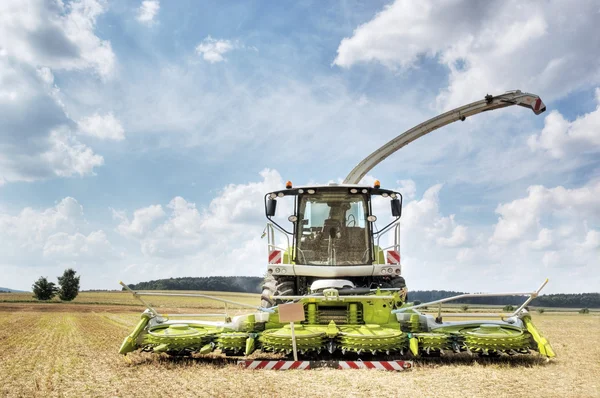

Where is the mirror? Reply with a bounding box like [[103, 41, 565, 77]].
[[391, 198, 402, 217], [266, 199, 277, 217]]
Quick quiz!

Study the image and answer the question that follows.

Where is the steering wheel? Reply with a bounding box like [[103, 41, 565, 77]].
[[346, 214, 356, 227]]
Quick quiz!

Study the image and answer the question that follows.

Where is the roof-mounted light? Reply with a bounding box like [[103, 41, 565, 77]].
[[361, 189, 368, 194], [286, 181, 293, 189], [382, 193, 389, 198], [350, 188, 358, 194], [269, 193, 277, 199], [298, 189, 304, 194], [277, 192, 284, 197], [307, 189, 316, 194], [374, 180, 381, 189]]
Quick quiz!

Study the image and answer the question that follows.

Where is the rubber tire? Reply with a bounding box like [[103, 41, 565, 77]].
[[390, 276, 406, 290], [375, 276, 406, 289], [391, 276, 408, 302], [260, 275, 296, 308], [376, 276, 407, 301]]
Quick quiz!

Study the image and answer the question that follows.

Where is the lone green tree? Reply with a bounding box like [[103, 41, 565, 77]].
[[58, 268, 80, 301], [32, 277, 58, 300]]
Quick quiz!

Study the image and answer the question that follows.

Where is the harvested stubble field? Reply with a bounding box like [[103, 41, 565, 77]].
[[0, 291, 599, 398]]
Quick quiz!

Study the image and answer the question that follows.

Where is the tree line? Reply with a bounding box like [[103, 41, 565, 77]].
[[410, 290, 600, 308], [127, 276, 264, 293], [126, 277, 600, 308]]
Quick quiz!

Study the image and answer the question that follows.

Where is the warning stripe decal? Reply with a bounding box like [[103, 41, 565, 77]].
[[387, 250, 400, 264], [337, 361, 412, 371], [238, 360, 412, 371], [268, 250, 282, 264]]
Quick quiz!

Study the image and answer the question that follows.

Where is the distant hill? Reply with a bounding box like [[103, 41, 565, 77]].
[[125, 277, 600, 308], [0, 287, 27, 293]]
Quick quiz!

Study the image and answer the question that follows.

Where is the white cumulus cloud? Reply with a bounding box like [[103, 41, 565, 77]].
[[528, 88, 600, 158], [137, 0, 160, 24], [0, 197, 115, 262], [42, 128, 105, 177], [114, 169, 288, 277], [334, 0, 600, 109], [0, 197, 119, 289], [0, 0, 116, 185], [0, 0, 116, 78], [78, 112, 126, 141], [0, 197, 84, 248], [195, 36, 236, 63], [491, 182, 600, 245], [43, 230, 113, 260], [116, 204, 166, 238]]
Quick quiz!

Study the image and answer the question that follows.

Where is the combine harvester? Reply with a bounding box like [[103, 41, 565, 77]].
[[120, 91, 554, 369]]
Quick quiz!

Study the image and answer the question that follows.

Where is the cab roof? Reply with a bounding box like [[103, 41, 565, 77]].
[[267, 183, 401, 198]]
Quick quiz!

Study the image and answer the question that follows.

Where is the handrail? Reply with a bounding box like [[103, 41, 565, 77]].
[[375, 222, 401, 264], [266, 223, 292, 264], [392, 279, 549, 318]]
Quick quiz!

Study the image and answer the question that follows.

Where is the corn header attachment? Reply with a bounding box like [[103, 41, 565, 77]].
[[119, 279, 554, 361]]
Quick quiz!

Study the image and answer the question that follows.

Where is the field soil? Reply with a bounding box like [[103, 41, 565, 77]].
[[0, 292, 598, 398]]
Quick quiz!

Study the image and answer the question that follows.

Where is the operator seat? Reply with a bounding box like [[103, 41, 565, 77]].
[[321, 219, 342, 240]]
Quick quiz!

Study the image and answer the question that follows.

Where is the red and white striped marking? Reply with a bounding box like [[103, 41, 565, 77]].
[[268, 250, 282, 264], [387, 250, 401, 264], [238, 360, 413, 371], [238, 360, 310, 370], [337, 361, 412, 371]]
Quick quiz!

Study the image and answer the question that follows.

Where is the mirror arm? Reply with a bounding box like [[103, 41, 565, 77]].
[[372, 216, 400, 236], [266, 215, 294, 235], [264, 194, 293, 235]]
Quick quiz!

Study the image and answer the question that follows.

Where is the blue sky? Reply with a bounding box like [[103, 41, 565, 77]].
[[0, 0, 599, 293]]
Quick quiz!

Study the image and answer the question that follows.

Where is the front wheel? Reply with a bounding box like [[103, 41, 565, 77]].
[[374, 276, 407, 301], [390, 276, 406, 290], [260, 275, 296, 308]]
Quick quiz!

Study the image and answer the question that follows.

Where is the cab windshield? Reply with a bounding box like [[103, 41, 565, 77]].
[[295, 191, 370, 265]]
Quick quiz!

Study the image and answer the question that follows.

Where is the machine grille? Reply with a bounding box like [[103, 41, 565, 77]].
[[303, 305, 364, 325]]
